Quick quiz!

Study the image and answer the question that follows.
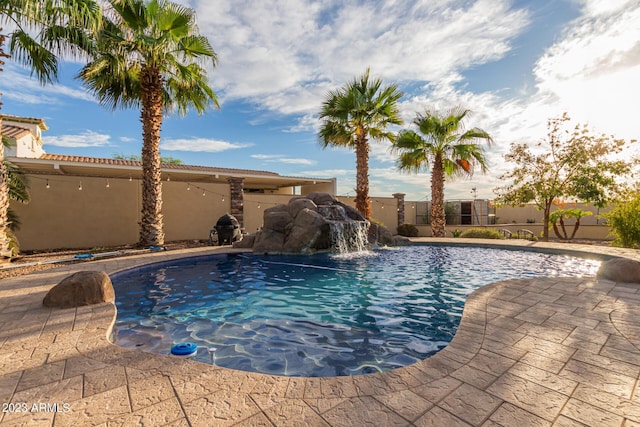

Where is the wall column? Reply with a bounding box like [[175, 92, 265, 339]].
[[227, 177, 244, 227], [393, 193, 406, 225]]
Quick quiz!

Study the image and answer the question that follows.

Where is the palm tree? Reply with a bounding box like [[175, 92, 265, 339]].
[[0, 0, 101, 260], [79, 0, 219, 247], [318, 68, 403, 220], [393, 107, 493, 237]]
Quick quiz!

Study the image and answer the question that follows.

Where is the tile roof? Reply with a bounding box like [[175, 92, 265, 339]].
[[1, 124, 31, 140], [0, 114, 48, 129], [39, 154, 282, 176]]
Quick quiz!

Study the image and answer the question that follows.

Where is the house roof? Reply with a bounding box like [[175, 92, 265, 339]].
[[39, 154, 281, 176], [1, 124, 31, 140], [0, 114, 48, 130], [9, 153, 333, 190]]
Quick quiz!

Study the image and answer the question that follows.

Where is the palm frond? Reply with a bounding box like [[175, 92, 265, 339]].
[[9, 29, 58, 84]]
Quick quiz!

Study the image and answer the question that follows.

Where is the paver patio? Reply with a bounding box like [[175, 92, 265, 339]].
[[0, 239, 639, 426]]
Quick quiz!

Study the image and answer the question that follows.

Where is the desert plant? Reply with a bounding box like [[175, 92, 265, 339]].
[[549, 208, 592, 240], [79, 0, 219, 247], [450, 229, 462, 237], [397, 223, 418, 237], [604, 192, 640, 248], [319, 69, 403, 220], [393, 107, 492, 237], [459, 228, 503, 239]]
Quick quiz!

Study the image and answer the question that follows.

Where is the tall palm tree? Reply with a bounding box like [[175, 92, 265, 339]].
[[319, 68, 403, 220], [0, 0, 101, 260], [79, 0, 219, 247], [393, 107, 493, 237]]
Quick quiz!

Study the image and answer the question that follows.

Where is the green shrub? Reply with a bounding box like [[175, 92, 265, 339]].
[[396, 223, 419, 237], [604, 192, 640, 248], [459, 228, 503, 239]]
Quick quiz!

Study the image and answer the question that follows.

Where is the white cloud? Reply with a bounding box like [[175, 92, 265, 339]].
[[0, 65, 94, 105], [161, 138, 253, 152], [531, 0, 640, 141], [195, 0, 529, 119], [44, 131, 112, 147], [251, 153, 316, 165]]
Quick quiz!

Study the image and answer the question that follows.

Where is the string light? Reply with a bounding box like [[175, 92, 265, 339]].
[[202, 191, 206, 197], [106, 179, 110, 188], [45, 179, 50, 189], [129, 175, 132, 182], [166, 174, 171, 182], [187, 183, 190, 191], [78, 181, 83, 191]]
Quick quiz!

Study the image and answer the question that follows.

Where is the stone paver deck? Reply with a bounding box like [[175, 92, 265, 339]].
[[1, 239, 639, 426]]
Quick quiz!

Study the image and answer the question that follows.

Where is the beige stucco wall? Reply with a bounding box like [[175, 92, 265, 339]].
[[11, 175, 232, 250], [10, 173, 615, 251], [12, 175, 140, 250]]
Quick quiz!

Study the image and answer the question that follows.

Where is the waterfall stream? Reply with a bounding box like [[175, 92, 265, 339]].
[[318, 205, 370, 253]]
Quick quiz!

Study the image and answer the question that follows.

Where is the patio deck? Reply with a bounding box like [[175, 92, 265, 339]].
[[1, 239, 639, 426]]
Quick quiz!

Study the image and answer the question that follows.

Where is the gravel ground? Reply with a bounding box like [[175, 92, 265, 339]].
[[0, 240, 211, 280]]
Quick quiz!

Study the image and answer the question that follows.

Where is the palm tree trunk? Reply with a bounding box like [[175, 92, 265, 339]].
[[138, 65, 165, 247], [0, 34, 12, 262], [431, 153, 446, 237], [355, 131, 371, 220]]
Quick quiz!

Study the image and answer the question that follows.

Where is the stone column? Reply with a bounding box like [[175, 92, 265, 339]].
[[227, 177, 244, 227], [393, 193, 406, 225]]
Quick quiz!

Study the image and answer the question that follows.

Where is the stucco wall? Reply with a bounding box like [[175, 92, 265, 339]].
[[11, 175, 232, 250]]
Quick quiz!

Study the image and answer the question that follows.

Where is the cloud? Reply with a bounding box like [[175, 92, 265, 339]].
[[0, 65, 94, 105], [531, 0, 640, 140], [250, 154, 316, 165], [195, 0, 530, 119], [161, 138, 253, 152], [44, 131, 112, 147]]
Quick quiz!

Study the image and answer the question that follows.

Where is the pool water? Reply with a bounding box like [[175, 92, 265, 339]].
[[110, 246, 600, 377]]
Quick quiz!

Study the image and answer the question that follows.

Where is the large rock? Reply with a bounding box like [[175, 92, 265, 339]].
[[43, 271, 115, 308], [597, 258, 640, 283], [233, 192, 407, 254]]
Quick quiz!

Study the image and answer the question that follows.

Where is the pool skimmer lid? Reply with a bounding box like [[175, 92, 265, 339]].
[[170, 342, 197, 357]]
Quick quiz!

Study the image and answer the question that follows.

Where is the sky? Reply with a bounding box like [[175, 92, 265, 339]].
[[1, 0, 639, 202]]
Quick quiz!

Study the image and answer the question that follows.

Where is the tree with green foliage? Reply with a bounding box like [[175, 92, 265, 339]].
[[113, 152, 183, 164], [549, 208, 592, 241], [604, 190, 640, 248], [79, 0, 219, 247], [0, 0, 101, 261], [494, 113, 636, 241], [319, 68, 403, 220], [392, 107, 492, 237]]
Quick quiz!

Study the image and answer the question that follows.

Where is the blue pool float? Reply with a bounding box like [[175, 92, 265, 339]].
[[170, 342, 197, 357], [74, 253, 93, 259]]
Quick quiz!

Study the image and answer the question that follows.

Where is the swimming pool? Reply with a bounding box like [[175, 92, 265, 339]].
[[110, 245, 600, 377]]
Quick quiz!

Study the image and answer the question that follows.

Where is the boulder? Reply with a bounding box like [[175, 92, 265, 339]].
[[288, 198, 317, 218], [43, 271, 115, 308], [263, 210, 293, 233], [307, 192, 338, 206], [233, 233, 256, 249], [597, 258, 640, 283], [253, 228, 286, 253], [283, 209, 328, 253]]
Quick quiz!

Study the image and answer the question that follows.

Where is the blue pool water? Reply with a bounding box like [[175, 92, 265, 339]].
[[110, 246, 600, 377]]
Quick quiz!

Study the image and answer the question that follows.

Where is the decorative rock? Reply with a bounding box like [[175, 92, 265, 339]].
[[288, 198, 318, 218], [234, 192, 406, 254], [43, 271, 115, 308], [597, 258, 640, 283]]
